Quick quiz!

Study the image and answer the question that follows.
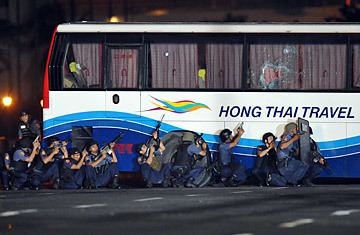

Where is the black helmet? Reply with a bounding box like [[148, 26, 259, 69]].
[[219, 129, 232, 143], [69, 147, 80, 156], [262, 132, 276, 144]]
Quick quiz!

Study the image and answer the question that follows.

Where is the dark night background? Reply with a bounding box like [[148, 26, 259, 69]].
[[0, 0, 359, 142]]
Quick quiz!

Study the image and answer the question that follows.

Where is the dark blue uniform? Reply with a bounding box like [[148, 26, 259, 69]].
[[253, 145, 278, 185], [31, 150, 60, 188], [12, 149, 32, 189], [140, 149, 172, 186], [306, 137, 325, 181], [86, 153, 118, 188], [219, 143, 247, 186], [276, 133, 309, 185], [61, 158, 86, 189]]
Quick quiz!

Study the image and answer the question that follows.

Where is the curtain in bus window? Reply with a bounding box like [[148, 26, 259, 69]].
[[71, 43, 102, 88], [150, 44, 198, 88], [249, 44, 346, 89], [205, 44, 243, 89], [301, 44, 346, 89], [109, 48, 138, 88], [353, 45, 360, 88]]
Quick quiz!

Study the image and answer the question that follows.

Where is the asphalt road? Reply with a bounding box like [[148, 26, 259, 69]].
[[1, 185, 360, 235]]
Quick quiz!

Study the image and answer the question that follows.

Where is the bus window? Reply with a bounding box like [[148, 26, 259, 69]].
[[249, 43, 346, 90], [108, 48, 139, 88], [63, 43, 103, 89], [150, 44, 198, 89], [353, 44, 360, 88], [205, 44, 243, 89]]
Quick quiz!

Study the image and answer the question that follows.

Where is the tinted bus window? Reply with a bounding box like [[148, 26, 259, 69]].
[[149, 43, 243, 89], [150, 43, 198, 89], [205, 44, 243, 89], [353, 44, 360, 88], [63, 43, 103, 89], [249, 41, 346, 90], [108, 47, 139, 88]]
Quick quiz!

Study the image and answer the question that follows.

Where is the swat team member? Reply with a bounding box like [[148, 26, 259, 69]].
[[218, 126, 247, 186], [253, 132, 279, 186], [185, 134, 209, 187], [276, 122, 309, 186], [304, 127, 327, 185], [0, 153, 11, 190], [12, 137, 41, 189], [61, 148, 88, 189], [85, 140, 120, 189], [17, 111, 40, 140], [31, 137, 67, 189], [136, 131, 172, 188]]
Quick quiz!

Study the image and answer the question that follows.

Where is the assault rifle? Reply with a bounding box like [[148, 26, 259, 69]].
[[146, 114, 165, 148], [94, 130, 127, 161]]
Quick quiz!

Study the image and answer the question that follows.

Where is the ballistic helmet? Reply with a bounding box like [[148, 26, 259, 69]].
[[219, 129, 232, 143], [262, 132, 276, 144], [284, 122, 297, 133]]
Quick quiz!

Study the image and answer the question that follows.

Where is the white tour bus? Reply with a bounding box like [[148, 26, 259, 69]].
[[43, 23, 360, 177]]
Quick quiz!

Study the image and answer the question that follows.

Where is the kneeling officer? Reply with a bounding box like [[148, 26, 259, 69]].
[[61, 148, 87, 189], [218, 125, 247, 186], [85, 141, 120, 189]]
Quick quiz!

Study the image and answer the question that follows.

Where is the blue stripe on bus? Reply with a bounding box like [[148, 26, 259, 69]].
[[44, 111, 360, 152]]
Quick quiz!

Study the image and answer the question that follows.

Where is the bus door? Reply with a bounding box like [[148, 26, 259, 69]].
[[105, 46, 142, 120]]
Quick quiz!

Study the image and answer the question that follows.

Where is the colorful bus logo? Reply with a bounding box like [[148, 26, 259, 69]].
[[145, 96, 211, 114]]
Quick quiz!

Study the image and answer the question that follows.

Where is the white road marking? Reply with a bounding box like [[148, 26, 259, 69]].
[[73, 203, 107, 209], [185, 194, 207, 197], [231, 191, 252, 194], [270, 187, 288, 190], [134, 197, 163, 202], [232, 233, 254, 235], [0, 209, 38, 217], [331, 209, 360, 216], [279, 218, 314, 228]]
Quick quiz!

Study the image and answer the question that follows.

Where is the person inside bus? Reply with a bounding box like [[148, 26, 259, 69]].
[[275, 122, 310, 186], [12, 137, 41, 190], [136, 131, 172, 188], [31, 137, 66, 190], [253, 132, 279, 186], [84, 140, 120, 189], [67, 61, 88, 88], [61, 147, 88, 189], [218, 126, 247, 186]]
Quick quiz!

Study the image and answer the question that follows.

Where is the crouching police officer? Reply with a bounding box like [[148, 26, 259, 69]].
[[31, 137, 67, 189], [85, 141, 120, 189], [218, 126, 247, 186], [12, 137, 40, 190], [136, 131, 172, 188], [185, 135, 209, 187], [253, 132, 279, 186], [61, 148, 87, 189], [302, 127, 327, 186], [274, 122, 309, 186]]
